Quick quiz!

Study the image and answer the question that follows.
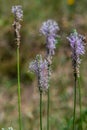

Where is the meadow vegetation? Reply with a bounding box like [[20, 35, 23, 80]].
[[0, 0, 87, 130]]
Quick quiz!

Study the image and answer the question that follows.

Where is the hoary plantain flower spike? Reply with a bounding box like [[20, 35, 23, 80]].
[[67, 29, 86, 77], [40, 19, 59, 57], [12, 5, 23, 21], [29, 55, 50, 91], [12, 5, 23, 47]]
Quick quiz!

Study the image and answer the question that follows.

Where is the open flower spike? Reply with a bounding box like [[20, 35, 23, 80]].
[[29, 55, 49, 92], [40, 19, 59, 58], [40, 19, 59, 130], [67, 29, 86, 130], [12, 5, 23, 130], [29, 54, 49, 130]]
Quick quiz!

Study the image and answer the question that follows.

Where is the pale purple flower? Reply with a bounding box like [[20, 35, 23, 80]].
[[29, 59, 38, 75], [12, 5, 23, 21], [67, 29, 86, 77], [40, 20, 59, 56], [40, 20, 59, 36], [47, 36, 56, 55], [29, 55, 49, 91]]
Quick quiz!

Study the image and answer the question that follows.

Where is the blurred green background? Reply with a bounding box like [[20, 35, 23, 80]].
[[0, 0, 87, 130]]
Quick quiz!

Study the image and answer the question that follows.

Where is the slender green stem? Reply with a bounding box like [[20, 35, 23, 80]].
[[73, 74, 77, 130], [47, 62, 50, 130], [47, 88, 50, 130], [17, 47, 22, 130], [40, 91, 42, 130], [78, 77, 83, 130]]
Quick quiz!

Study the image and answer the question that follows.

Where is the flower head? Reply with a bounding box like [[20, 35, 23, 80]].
[[40, 20, 59, 56], [40, 20, 59, 36], [12, 5, 23, 47], [12, 5, 23, 21], [29, 55, 49, 91], [67, 29, 86, 77]]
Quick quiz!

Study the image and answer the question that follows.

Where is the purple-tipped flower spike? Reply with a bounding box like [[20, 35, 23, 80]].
[[40, 20, 59, 57], [12, 5, 23, 21], [29, 55, 49, 91], [12, 5, 23, 47], [67, 29, 86, 77]]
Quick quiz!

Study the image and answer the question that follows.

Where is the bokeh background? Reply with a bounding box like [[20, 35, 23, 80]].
[[0, 0, 87, 130]]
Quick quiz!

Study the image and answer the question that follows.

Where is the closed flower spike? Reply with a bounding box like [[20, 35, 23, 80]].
[[29, 55, 49, 91], [40, 20, 59, 56], [67, 29, 86, 77]]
